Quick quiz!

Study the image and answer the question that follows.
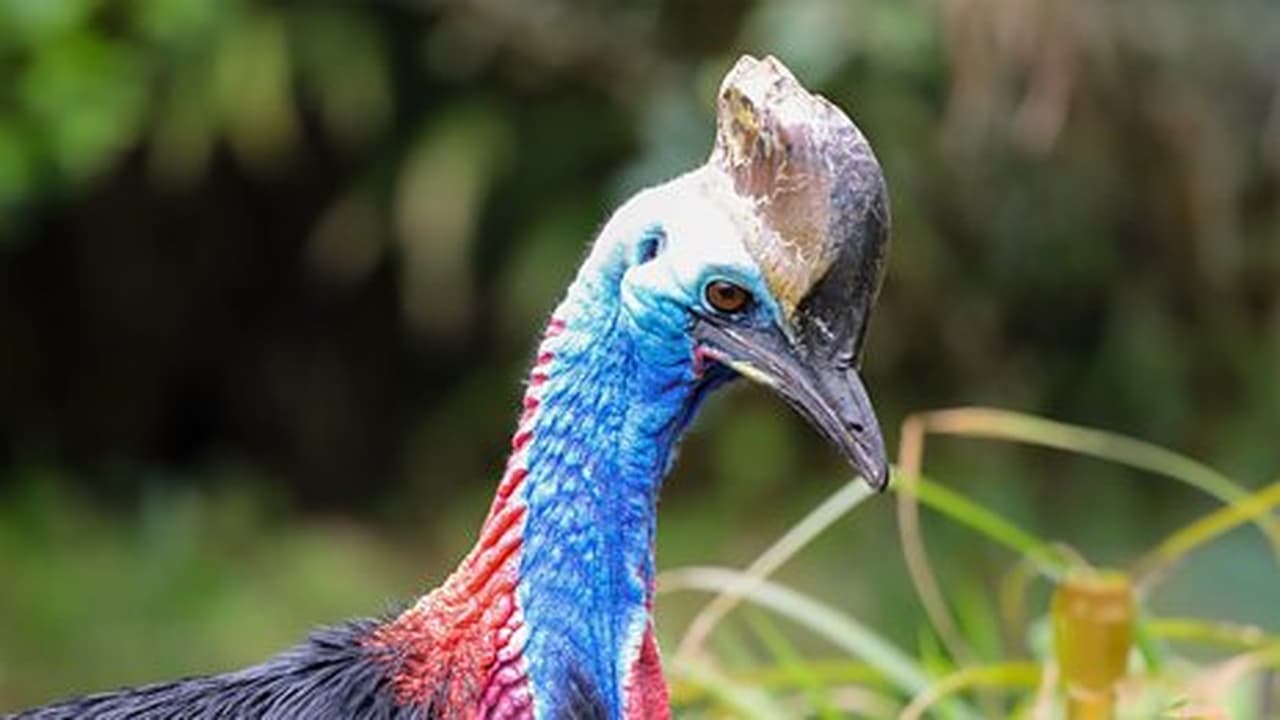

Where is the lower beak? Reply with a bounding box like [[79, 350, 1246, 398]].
[[692, 318, 889, 490]]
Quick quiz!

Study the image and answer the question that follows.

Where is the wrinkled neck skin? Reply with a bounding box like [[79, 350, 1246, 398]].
[[374, 236, 715, 719], [515, 243, 702, 719]]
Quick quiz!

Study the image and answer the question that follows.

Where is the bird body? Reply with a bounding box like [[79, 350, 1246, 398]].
[[10, 55, 890, 720]]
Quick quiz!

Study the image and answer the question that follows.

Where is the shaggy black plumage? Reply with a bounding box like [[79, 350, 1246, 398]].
[[7, 620, 421, 720], [8, 619, 613, 719]]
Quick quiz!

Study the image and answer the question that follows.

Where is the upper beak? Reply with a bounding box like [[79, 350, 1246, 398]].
[[693, 317, 889, 491]]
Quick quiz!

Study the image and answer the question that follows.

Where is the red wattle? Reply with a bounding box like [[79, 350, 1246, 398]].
[[623, 624, 670, 720], [363, 318, 566, 718]]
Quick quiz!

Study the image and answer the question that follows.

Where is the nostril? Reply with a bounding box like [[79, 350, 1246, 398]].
[[637, 225, 666, 264]]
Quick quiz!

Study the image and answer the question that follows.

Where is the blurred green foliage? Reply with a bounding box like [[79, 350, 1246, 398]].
[[0, 0, 1277, 713]]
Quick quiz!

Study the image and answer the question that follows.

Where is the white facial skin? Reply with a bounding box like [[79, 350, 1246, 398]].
[[590, 169, 786, 348]]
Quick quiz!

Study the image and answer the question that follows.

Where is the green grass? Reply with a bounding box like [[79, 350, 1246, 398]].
[[661, 407, 1280, 719]]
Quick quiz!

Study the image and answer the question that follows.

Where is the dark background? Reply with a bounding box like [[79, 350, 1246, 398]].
[[1, 0, 1277, 710]]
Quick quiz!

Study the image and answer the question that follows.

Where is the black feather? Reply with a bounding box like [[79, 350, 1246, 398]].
[[6, 619, 427, 720], [552, 665, 608, 720]]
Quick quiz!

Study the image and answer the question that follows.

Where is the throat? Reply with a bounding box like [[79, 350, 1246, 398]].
[[513, 309, 693, 717], [373, 307, 695, 718]]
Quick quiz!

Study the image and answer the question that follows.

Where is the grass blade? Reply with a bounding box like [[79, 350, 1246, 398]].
[[744, 610, 842, 720], [660, 565, 936, 698], [673, 477, 876, 663], [668, 659, 887, 705], [899, 661, 1043, 720], [911, 408, 1280, 560], [1146, 617, 1280, 652], [669, 656, 792, 719], [896, 473, 1072, 577], [1137, 481, 1280, 586]]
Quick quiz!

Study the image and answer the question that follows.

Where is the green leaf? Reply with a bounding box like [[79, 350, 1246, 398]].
[[895, 473, 1072, 578], [744, 610, 842, 720], [662, 566, 938, 699]]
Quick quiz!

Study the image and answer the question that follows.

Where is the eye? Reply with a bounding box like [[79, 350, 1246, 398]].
[[704, 280, 752, 314]]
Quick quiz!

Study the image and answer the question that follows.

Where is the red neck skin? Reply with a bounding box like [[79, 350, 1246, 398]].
[[363, 321, 561, 719]]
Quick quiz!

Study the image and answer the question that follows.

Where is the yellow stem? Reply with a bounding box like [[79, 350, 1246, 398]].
[[1066, 691, 1114, 720]]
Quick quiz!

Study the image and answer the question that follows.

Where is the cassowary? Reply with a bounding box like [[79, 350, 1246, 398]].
[[10, 55, 890, 720]]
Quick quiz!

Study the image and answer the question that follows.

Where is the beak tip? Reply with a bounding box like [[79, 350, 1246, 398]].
[[865, 461, 890, 492]]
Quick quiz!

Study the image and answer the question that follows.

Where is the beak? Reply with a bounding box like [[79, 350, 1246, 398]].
[[693, 317, 889, 491]]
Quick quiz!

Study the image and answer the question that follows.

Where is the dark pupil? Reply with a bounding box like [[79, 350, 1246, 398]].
[[707, 281, 748, 312]]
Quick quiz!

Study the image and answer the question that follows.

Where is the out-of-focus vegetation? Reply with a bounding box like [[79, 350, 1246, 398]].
[[660, 408, 1280, 717], [0, 0, 1276, 715]]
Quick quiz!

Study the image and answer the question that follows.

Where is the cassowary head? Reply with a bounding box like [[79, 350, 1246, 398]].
[[584, 55, 891, 488]]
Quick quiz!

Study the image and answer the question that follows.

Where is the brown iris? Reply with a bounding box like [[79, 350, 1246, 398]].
[[705, 280, 752, 313]]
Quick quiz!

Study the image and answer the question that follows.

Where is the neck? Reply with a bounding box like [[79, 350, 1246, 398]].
[[372, 261, 699, 719], [509, 253, 702, 715]]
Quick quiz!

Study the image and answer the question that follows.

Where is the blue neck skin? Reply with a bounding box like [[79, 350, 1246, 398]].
[[514, 238, 725, 716]]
